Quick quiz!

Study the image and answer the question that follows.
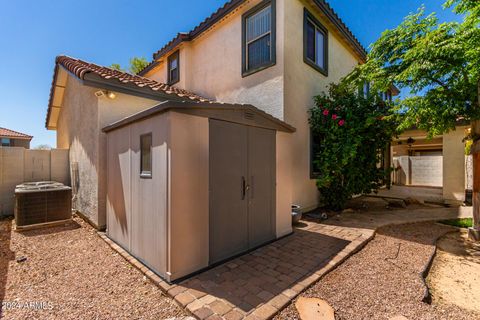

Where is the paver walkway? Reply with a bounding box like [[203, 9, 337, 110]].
[[100, 206, 471, 320]]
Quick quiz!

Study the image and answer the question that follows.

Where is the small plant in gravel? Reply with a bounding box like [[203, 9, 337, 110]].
[[310, 84, 396, 211]]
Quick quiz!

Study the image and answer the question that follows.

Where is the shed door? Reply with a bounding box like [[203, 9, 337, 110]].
[[209, 120, 275, 264], [248, 126, 276, 248]]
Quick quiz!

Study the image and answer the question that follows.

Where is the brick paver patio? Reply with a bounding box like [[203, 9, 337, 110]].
[[99, 206, 470, 320]]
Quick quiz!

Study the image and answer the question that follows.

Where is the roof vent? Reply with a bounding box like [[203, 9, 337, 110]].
[[244, 111, 255, 120]]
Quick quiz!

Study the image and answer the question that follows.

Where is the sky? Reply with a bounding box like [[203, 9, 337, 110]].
[[0, 0, 463, 148]]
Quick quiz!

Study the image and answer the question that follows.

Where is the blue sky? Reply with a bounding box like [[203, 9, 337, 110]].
[[0, 0, 462, 147]]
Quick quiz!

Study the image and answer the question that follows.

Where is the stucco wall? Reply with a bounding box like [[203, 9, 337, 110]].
[[56, 75, 159, 229], [146, 0, 286, 120], [145, 0, 362, 212], [56, 76, 100, 225], [443, 126, 468, 203], [283, 0, 361, 210], [275, 131, 293, 237]]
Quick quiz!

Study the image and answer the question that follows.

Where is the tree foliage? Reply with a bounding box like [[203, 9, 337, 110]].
[[109, 57, 149, 75], [310, 84, 396, 210], [345, 0, 480, 137], [128, 57, 149, 74]]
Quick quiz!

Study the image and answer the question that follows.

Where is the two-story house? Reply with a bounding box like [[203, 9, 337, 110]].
[[46, 0, 372, 280]]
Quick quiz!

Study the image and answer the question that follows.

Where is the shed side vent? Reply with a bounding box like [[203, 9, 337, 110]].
[[244, 111, 255, 120]]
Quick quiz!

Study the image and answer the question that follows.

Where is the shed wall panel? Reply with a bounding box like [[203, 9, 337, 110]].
[[169, 112, 209, 279], [106, 127, 132, 251], [130, 115, 169, 277]]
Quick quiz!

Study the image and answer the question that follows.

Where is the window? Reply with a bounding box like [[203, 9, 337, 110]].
[[1, 138, 10, 147], [310, 129, 321, 178], [304, 9, 328, 76], [167, 51, 179, 85], [140, 133, 152, 178], [242, 0, 276, 76]]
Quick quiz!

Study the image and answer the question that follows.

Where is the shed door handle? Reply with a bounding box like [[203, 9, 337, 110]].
[[242, 176, 246, 200], [241, 176, 250, 200]]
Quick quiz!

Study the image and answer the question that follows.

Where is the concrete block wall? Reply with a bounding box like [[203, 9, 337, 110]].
[[0, 147, 70, 216], [410, 156, 443, 187]]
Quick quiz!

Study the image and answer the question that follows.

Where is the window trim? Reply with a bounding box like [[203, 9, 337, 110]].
[[140, 133, 152, 179], [241, 0, 276, 77], [303, 8, 328, 76], [167, 50, 180, 85]]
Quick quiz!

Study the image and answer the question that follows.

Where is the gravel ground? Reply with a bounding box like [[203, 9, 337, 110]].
[[0, 215, 187, 320], [427, 229, 480, 313], [275, 222, 479, 320]]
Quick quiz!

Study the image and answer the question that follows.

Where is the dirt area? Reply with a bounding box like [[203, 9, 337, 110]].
[[0, 215, 187, 320], [275, 222, 479, 320], [427, 229, 480, 313]]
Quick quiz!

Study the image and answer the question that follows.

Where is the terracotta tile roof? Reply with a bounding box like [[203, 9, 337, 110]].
[[139, 0, 367, 75], [0, 127, 33, 139], [46, 56, 211, 128], [55, 56, 210, 102]]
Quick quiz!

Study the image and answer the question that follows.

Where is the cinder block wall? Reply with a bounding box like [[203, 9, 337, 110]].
[[0, 147, 70, 216]]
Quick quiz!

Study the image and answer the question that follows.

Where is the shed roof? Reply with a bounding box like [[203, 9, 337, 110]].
[[0, 127, 33, 140], [102, 100, 296, 133]]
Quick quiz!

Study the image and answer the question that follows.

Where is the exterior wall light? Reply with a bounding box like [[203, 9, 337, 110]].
[[106, 91, 117, 99]]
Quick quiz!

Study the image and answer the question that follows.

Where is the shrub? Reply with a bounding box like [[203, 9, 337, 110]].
[[310, 84, 396, 210]]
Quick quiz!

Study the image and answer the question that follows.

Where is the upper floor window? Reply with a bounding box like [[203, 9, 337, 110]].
[[242, 0, 276, 76], [167, 51, 179, 85], [140, 133, 152, 178], [1, 138, 10, 147], [303, 9, 328, 76]]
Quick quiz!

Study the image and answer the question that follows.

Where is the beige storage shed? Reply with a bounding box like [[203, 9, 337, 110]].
[[103, 100, 295, 282]]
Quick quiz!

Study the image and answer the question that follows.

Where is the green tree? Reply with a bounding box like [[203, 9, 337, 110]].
[[109, 63, 124, 72], [345, 0, 480, 137], [345, 0, 480, 237], [310, 84, 396, 210], [128, 57, 149, 74], [109, 57, 149, 74]]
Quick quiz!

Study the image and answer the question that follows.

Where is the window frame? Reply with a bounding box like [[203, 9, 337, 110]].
[[241, 0, 276, 77], [303, 8, 329, 76], [167, 50, 180, 85], [140, 133, 153, 179]]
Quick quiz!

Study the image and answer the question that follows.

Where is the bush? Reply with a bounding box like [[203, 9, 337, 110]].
[[310, 84, 396, 210]]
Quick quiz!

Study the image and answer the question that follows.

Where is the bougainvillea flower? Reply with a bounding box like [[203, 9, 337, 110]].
[[332, 114, 338, 120], [338, 120, 345, 126], [323, 109, 329, 116]]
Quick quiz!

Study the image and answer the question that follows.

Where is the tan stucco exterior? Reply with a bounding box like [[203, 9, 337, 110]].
[[283, 0, 361, 210], [143, 0, 363, 212], [391, 126, 469, 204], [56, 75, 159, 228], [443, 126, 469, 203]]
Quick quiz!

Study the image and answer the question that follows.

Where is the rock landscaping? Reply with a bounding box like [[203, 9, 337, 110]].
[[275, 222, 479, 320], [0, 216, 187, 320]]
